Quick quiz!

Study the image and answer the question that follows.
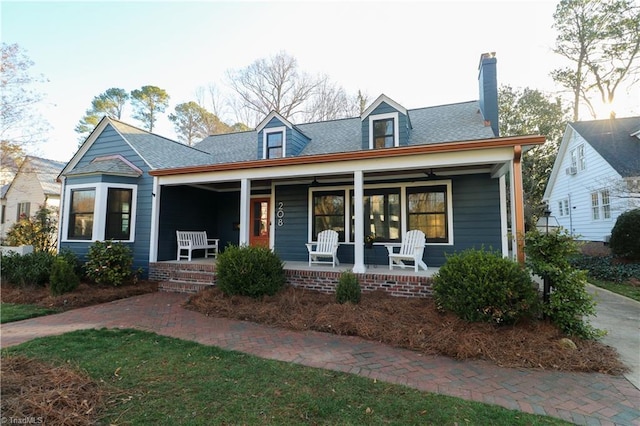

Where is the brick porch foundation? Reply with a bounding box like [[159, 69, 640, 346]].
[[149, 262, 434, 298]]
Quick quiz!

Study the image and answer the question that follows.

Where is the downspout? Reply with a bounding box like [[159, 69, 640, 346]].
[[512, 145, 526, 265]]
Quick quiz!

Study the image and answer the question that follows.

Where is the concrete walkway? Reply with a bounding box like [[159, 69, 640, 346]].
[[1, 292, 639, 426], [587, 284, 640, 391]]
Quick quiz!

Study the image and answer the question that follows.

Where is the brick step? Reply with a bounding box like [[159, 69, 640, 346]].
[[158, 280, 214, 294], [168, 270, 216, 284]]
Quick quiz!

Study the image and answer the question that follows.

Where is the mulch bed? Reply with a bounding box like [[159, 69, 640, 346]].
[[185, 286, 628, 375], [1, 356, 104, 426], [0, 280, 158, 310]]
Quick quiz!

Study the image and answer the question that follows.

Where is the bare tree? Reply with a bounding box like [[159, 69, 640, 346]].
[[226, 51, 320, 121], [303, 77, 359, 122], [552, 0, 640, 120], [1, 43, 49, 164]]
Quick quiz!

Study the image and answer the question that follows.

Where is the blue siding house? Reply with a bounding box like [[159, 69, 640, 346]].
[[58, 53, 544, 284]]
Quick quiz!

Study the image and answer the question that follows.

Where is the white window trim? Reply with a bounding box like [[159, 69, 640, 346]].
[[368, 112, 399, 149], [62, 182, 138, 243], [308, 180, 453, 245], [262, 126, 287, 159], [577, 144, 586, 171]]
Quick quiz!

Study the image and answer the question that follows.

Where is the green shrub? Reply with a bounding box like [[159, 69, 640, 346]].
[[525, 229, 603, 339], [609, 208, 640, 261], [216, 245, 285, 298], [49, 257, 80, 295], [0, 251, 56, 287], [433, 248, 539, 325], [335, 271, 361, 304], [5, 205, 58, 253], [85, 240, 134, 286], [58, 248, 85, 278]]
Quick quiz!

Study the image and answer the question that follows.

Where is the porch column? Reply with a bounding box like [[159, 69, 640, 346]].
[[239, 178, 250, 246], [352, 170, 366, 273], [149, 177, 161, 262], [511, 146, 526, 265], [499, 174, 509, 259]]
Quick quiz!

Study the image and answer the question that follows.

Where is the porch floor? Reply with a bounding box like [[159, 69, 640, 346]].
[[157, 258, 439, 278]]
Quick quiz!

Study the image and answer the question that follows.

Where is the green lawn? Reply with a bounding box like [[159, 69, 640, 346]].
[[0, 303, 59, 323], [3, 328, 570, 425], [589, 279, 640, 302]]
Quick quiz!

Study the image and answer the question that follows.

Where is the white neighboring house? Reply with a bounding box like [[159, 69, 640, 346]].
[[1, 156, 67, 242], [543, 116, 640, 242]]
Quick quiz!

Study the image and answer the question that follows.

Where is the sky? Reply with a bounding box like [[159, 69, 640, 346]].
[[2, 0, 639, 162]]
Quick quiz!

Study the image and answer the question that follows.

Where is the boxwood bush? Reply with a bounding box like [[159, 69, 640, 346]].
[[216, 245, 285, 298], [50, 257, 80, 296], [433, 248, 539, 325], [335, 271, 361, 304]]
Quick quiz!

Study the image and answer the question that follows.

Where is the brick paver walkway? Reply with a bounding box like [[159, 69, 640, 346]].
[[2, 292, 639, 425]]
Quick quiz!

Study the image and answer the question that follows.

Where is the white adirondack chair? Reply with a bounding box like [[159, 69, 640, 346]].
[[305, 230, 340, 267], [385, 230, 427, 272]]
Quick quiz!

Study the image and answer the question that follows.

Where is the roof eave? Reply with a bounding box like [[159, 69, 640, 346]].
[[149, 135, 545, 177]]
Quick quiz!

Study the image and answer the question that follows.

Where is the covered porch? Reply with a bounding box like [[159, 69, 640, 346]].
[[150, 258, 439, 297]]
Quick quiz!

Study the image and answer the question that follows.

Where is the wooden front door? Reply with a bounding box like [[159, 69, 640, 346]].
[[249, 198, 270, 247]]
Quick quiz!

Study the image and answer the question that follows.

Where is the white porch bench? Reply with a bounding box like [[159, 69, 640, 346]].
[[176, 231, 219, 261]]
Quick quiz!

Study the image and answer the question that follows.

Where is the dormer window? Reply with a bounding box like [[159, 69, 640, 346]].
[[369, 113, 399, 149], [263, 127, 286, 159]]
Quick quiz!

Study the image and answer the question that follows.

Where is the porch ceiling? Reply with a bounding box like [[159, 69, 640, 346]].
[[170, 164, 498, 190]]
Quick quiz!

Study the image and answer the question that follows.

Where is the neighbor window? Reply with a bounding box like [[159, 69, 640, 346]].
[[312, 191, 345, 241], [105, 188, 133, 240], [558, 199, 570, 217], [68, 189, 95, 240], [601, 190, 611, 219], [591, 190, 611, 221], [571, 144, 586, 172], [264, 128, 286, 159], [16, 202, 30, 221], [407, 186, 448, 243]]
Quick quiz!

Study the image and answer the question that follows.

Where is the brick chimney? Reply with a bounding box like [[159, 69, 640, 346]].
[[478, 52, 499, 137]]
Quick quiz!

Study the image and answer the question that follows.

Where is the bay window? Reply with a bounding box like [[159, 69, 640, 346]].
[[64, 183, 137, 242], [68, 189, 95, 240]]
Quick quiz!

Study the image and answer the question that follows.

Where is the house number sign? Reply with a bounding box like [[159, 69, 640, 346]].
[[276, 202, 285, 226]]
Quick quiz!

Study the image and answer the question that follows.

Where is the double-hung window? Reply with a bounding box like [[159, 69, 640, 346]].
[[571, 144, 586, 172], [106, 188, 133, 240], [312, 191, 345, 241], [368, 113, 399, 149], [407, 186, 448, 243], [557, 199, 570, 217], [16, 202, 30, 221], [68, 189, 95, 240], [263, 127, 286, 159], [64, 183, 137, 242], [591, 190, 611, 221]]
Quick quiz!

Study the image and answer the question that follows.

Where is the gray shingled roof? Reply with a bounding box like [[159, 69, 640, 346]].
[[65, 157, 142, 177], [22, 156, 66, 195], [109, 120, 214, 169], [195, 101, 494, 162], [571, 116, 640, 177]]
